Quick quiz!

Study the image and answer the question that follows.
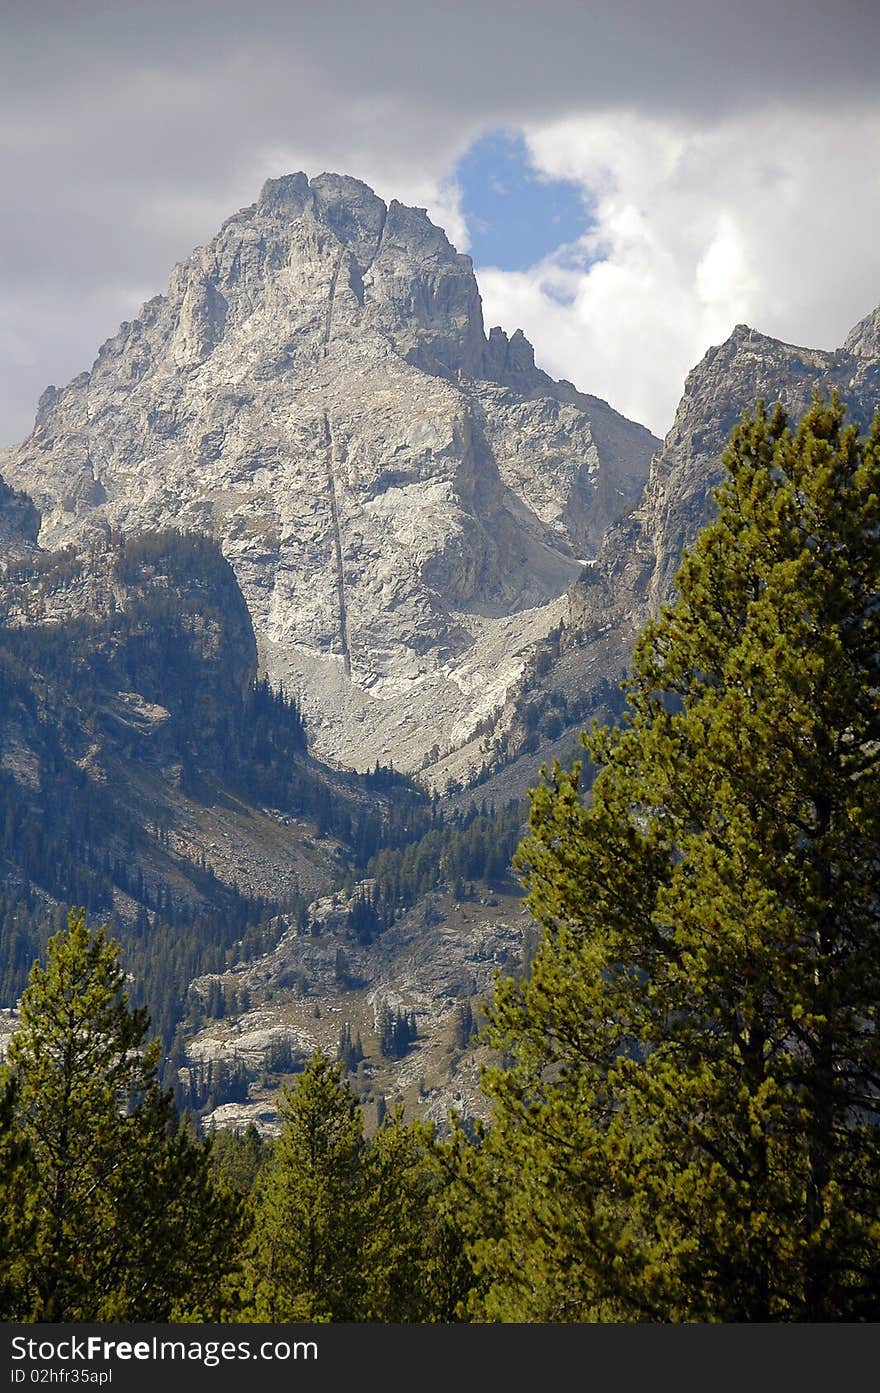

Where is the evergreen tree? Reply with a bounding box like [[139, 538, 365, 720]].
[[242, 1052, 369, 1320], [336, 1023, 364, 1072], [208, 1122, 268, 1196], [453, 1000, 475, 1051], [0, 1074, 31, 1318], [466, 396, 880, 1321], [6, 908, 239, 1320], [363, 1111, 474, 1322]]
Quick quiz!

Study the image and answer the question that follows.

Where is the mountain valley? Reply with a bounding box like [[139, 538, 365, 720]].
[[1, 173, 879, 1133]]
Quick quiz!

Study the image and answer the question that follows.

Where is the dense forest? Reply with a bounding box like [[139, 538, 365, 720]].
[[1, 396, 879, 1321]]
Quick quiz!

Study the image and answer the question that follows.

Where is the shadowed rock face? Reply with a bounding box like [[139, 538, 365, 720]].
[[0, 530, 259, 767], [0, 172, 657, 781], [0, 474, 39, 566]]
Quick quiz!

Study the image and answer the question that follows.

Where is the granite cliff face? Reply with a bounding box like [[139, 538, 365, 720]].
[[0, 173, 657, 781], [625, 315, 880, 616]]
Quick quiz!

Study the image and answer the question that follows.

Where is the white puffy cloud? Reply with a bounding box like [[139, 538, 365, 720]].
[[475, 106, 880, 435]]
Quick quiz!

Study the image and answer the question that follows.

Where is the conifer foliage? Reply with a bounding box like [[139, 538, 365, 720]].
[[467, 395, 880, 1321], [1, 909, 239, 1320], [0, 1073, 31, 1318], [243, 1052, 370, 1321], [241, 1052, 473, 1321]]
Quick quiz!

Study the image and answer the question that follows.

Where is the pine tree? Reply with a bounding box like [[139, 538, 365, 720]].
[[378, 1003, 394, 1058], [6, 908, 240, 1320], [466, 395, 880, 1321], [336, 1022, 363, 1071], [0, 1073, 31, 1318], [242, 1051, 369, 1320], [208, 1121, 267, 1196], [362, 1111, 474, 1322], [453, 1000, 475, 1051]]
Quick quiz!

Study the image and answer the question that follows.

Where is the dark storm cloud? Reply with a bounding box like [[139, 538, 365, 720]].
[[1, 0, 878, 441], [7, 1, 878, 118]]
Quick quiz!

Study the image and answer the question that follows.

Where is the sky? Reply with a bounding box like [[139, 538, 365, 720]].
[[2, 0, 879, 444]]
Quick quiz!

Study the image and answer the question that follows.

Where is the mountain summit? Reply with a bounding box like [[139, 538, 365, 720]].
[[0, 172, 657, 780]]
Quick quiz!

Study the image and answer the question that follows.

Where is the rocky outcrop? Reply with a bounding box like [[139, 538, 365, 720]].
[[0, 530, 258, 759], [0, 529, 353, 937], [0, 173, 657, 780], [628, 322, 879, 614], [184, 884, 535, 1135], [845, 304, 880, 361]]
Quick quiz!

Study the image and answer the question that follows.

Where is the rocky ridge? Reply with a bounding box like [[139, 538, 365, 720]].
[[0, 530, 342, 913], [569, 313, 880, 652], [435, 307, 880, 804], [0, 172, 657, 783]]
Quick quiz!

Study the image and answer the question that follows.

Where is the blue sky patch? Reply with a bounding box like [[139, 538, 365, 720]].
[[455, 130, 592, 271]]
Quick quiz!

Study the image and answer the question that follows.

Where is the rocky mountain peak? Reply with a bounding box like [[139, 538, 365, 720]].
[[256, 170, 311, 216], [0, 172, 658, 784], [844, 304, 880, 360]]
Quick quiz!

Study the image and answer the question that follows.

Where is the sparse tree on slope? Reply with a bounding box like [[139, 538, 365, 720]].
[[465, 395, 880, 1321]]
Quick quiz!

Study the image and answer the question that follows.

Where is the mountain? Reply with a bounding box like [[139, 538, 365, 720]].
[[455, 305, 880, 806], [2, 167, 878, 1134], [0, 530, 307, 1020], [150, 296, 880, 1130], [0, 528, 432, 1030], [0, 172, 658, 784], [0, 523, 530, 1124], [570, 307, 880, 647]]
